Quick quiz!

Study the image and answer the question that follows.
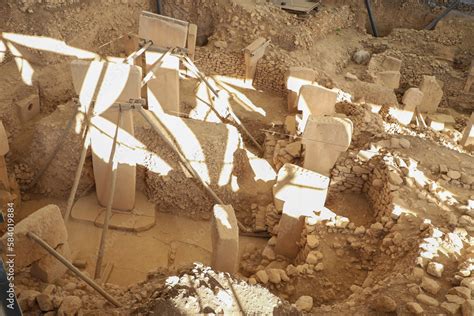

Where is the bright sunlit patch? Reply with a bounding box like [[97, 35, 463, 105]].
[[216, 289, 233, 308], [74, 61, 105, 114], [245, 150, 276, 182], [2, 32, 97, 59], [214, 77, 267, 116], [5, 41, 34, 86], [0, 40, 6, 63], [217, 126, 240, 186], [214, 206, 232, 230], [159, 114, 211, 184], [230, 175, 240, 192]]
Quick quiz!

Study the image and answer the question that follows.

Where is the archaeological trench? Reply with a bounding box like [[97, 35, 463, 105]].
[[0, 0, 474, 315]]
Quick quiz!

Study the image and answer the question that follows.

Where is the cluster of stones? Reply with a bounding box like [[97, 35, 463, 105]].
[[404, 224, 474, 315], [195, 49, 245, 79], [14, 162, 34, 190], [263, 133, 303, 170], [436, 163, 474, 190]]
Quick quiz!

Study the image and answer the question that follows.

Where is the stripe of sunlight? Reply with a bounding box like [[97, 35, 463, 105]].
[[5, 41, 34, 86], [159, 114, 211, 184], [214, 76, 266, 116], [2, 32, 97, 59], [217, 124, 241, 187], [0, 40, 6, 63], [90, 114, 173, 175]]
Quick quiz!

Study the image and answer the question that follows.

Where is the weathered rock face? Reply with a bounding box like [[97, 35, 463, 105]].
[[1, 204, 67, 269], [31, 243, 71, 283]]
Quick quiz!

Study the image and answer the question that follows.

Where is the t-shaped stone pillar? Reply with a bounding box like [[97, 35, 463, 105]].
[[71, 60, 141, 211], [139, 11, 195, 116], [297, 84, 338, 130], [285, 67, 316, 113], [211, 204, 239, 273], [302, 116, 353, 176]]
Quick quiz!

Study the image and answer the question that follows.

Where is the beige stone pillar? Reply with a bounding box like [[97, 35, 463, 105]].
[[302, 116, 353, 176], [273, 163, 329, 258], [211, 204, 239, 273], [71, 60, 141, 211]]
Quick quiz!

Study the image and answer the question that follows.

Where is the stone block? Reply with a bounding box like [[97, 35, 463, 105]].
[[16, 92, 40, 123], [1, 205, 67, 269], [31, 243, 70, 283], [425, 113, 456, 131], [297, 84, 337, 123], [375, 71, 400, 90], [460, 112, 474, 148], [302, 116, 353, 175], [286, 67, 316, 113], [211, 204, 239, 273], [138, 11, 189, 49], [368, 54, 402, 73], [274, 164, 329, 258], [419, 75, 443, 113]]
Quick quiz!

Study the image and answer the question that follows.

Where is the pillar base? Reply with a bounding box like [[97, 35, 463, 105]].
[[71, 191, 156, 232]]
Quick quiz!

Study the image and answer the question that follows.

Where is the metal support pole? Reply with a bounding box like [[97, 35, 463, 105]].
[[94, 108, 123, 280], [137, 107, 254, 233], [124, 40, 153, 64], [141, 47, 174, 88], [365, 0, 379, 37], [180, 55, 263, 152], [27, 232, 121, 307], [63, 106, 96, 223]]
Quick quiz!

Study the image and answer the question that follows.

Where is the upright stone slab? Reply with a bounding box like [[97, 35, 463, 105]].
[[145, 50, 180, 115], [211, 204, 239, 273], [285, 67, 316, 113], [393, 88, 424, 125], [138, 12, 189, 49], [139, 12, 189, 116], [302, 116, 353, 176], [460, 112, 474, 148], [297, 84, 337, 124], [244, 37, 269, 82], [273, 163, 329, 258], [71, 60, 140, 211], [419, 75, 443, 113], [374, 71, 401, 90]]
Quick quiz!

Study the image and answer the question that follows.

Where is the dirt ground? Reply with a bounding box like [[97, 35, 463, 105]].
[[0, 0, 473, 315]]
